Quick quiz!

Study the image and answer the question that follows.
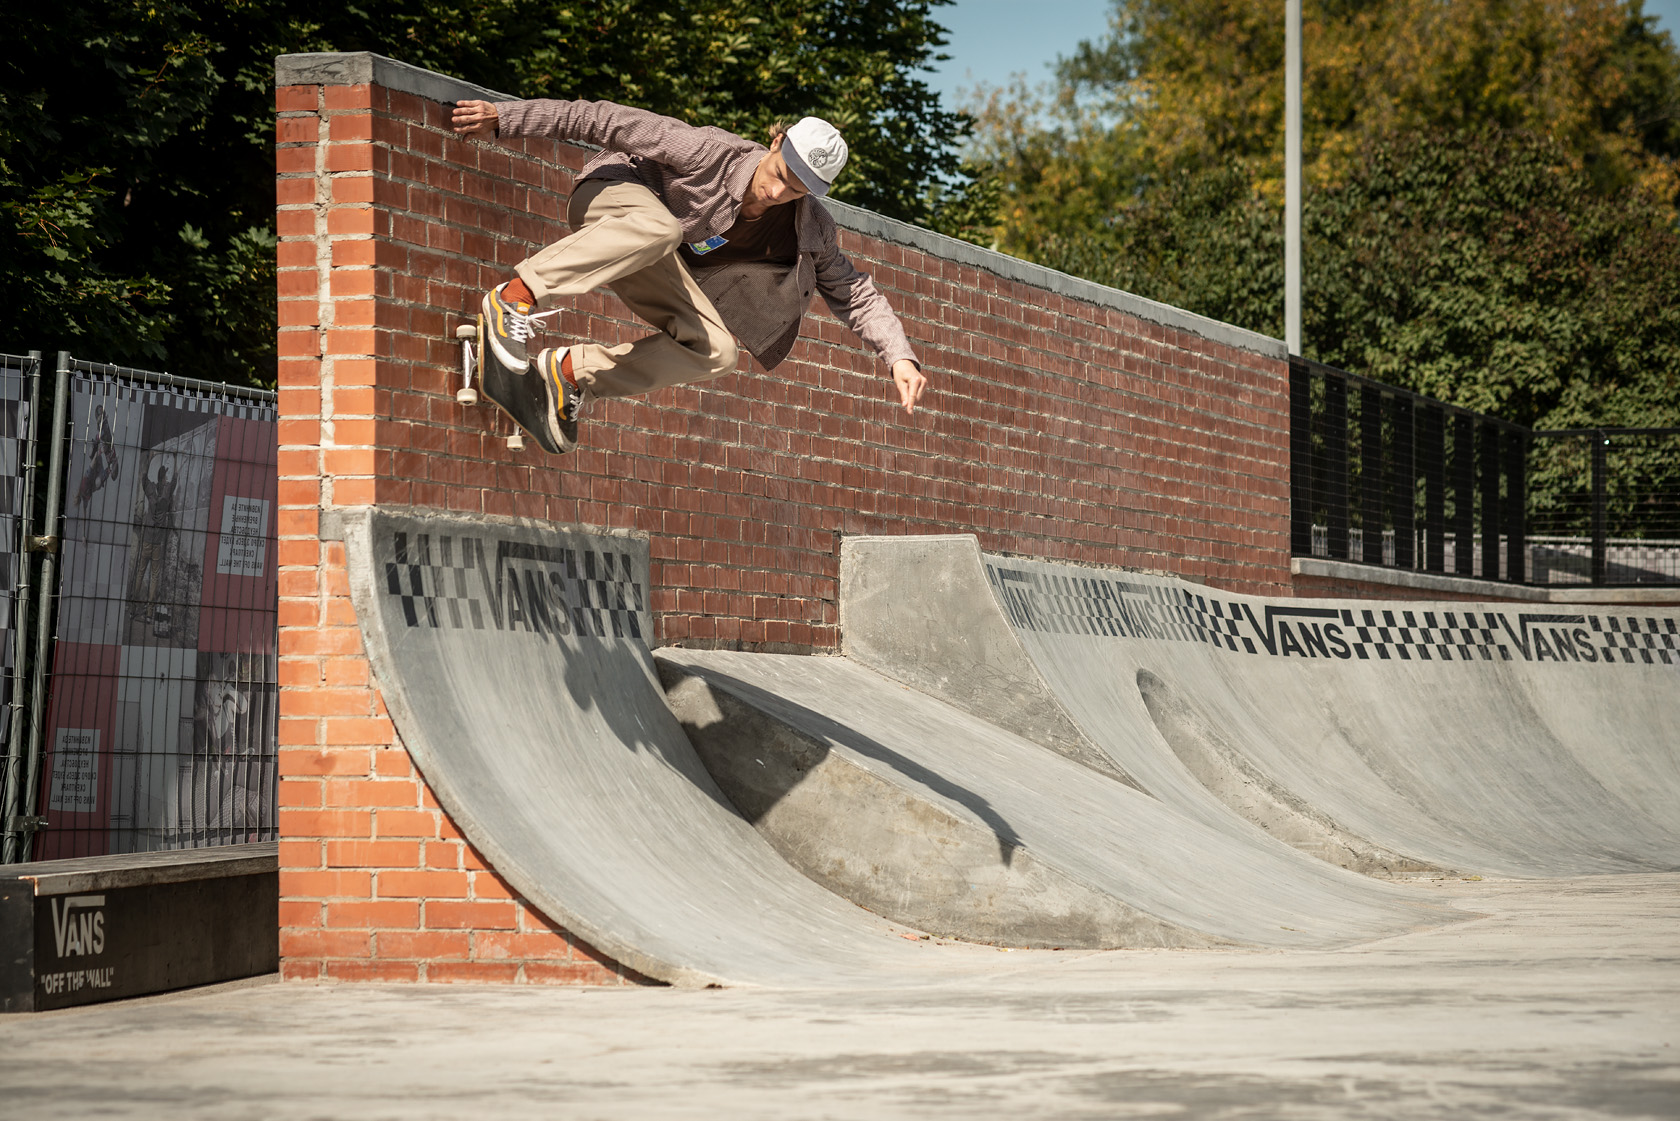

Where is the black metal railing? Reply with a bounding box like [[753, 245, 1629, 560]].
[[1290, 357, 1680, 586]]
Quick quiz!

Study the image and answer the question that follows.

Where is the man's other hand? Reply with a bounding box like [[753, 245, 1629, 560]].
[[892, 359, 928, 414], [452, 100, 499, 138]]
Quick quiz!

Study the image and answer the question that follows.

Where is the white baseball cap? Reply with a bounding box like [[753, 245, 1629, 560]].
[[780, 117, 849, 197]]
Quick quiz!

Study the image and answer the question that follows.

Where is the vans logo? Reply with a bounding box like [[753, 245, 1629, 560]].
[[51, 895, 106, 958]]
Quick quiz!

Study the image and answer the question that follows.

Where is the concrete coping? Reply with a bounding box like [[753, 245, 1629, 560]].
[[1, 842, 279, 895], [271, 51, 1288, 359], [1291, 556, 1680, 605]]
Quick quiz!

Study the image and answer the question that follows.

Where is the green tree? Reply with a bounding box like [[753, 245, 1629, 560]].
[[969, 0, 1680, 432], [1, 0, 971, 387]]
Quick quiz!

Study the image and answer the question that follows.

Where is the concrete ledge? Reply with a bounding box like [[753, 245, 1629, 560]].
[[1292, 556, 1680, 605], [2, 844, 279, 1012], [276, 51, 514, 105], [273, 51, 1287, 361], [3, 842, 278, 895]]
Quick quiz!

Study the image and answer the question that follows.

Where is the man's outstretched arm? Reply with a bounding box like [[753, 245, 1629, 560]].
[[814, 242, 928, 414], [452, 98, 720, 176]]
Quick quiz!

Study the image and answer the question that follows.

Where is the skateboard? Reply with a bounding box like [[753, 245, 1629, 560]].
[[454, 316, 572, 454]]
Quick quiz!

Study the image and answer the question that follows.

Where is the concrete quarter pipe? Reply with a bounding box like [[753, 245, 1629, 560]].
[[336, 508, 1000, 987], [842, 536, 1680, 881]]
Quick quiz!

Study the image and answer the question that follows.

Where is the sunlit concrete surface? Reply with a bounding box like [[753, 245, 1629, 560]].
[[2, 875, 1675, 1120]]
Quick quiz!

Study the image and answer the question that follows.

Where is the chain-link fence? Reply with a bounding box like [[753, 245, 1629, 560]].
[[1290, 357, 1680, 586], [0, 354, 277, 863]]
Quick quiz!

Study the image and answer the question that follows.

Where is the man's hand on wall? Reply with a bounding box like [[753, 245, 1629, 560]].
[[893, 360, 927, 414], [451, 100, 500, 138]]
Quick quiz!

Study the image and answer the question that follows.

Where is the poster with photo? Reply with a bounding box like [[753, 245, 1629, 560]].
[[121, 399, 219, 650], [58, 380, 147, 648], [39, 374, 278, 857], [33, 642, 120, 860]]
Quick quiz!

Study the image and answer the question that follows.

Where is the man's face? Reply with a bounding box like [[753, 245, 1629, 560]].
[[747, 136, 811, 210]]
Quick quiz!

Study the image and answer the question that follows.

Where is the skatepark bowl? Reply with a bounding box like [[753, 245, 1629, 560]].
[[1, 516, 1674, 1119]]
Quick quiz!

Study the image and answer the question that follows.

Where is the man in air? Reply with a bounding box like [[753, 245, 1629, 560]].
[[450, 97, 928, 452]]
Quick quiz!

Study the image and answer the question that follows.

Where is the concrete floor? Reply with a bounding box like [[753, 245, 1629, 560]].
[[2, 875, 1677, 1120]]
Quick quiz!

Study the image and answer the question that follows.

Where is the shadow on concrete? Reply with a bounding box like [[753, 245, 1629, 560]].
[[658, 661, 1023, 867]]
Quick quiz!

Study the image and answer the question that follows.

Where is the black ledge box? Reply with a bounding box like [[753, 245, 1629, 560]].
[[1, 842, 278, 1012]]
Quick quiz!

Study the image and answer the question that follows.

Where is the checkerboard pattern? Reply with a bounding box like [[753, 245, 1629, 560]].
[[385, 531, 646, 640], [985, 561, 1679, 670], [1589, 614, 1680, 665]]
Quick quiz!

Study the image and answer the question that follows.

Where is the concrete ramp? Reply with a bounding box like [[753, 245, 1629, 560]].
[[659, 649, 1455, 949], [337, 509, 992, 987], [842, 536, 1680, 880]]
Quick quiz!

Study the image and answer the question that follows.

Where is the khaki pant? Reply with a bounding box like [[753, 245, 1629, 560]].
[[516, 179, 738, 399]]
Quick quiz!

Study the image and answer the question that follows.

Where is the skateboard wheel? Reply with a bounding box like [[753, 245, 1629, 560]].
[[456, 388, 479, 405], [455, 323, 477, 339], [506, 433, 525, 451]]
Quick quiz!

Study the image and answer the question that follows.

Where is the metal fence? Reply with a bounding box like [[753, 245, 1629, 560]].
[[1289, 357, 1680, 586], [0, 354, 278, 863], [0, 354, 40, 863]]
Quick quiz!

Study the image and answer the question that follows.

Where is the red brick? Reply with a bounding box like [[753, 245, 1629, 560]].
[[322, 716, 397, 745], [325, 143, 375, 173], [327, 900, 422, 929], [325, 839, 422, 869], [378, 870, 471, 899], [278, 839, 323, 868], [425, 962, 521, 984], [424, 900, 517, 930], [375, 809, 441, 838], [378, 930, 470, 960], [281, 960, 324, 981], [523, 961, 624, 985], [325, 779, 419, 808], [475, 931, 573, 961], [279, 810, 372, 841], [325, 960, 420, 982], [275, 147, 316, 175], [333, 478, 377, 506], [279, 869, 372, 898], [276, 86, 319, 112], [279, 900, 322, 928], [323, 84, 374, 110]]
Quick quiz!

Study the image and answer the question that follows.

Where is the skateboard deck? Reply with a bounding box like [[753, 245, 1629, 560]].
[[456, 317, 569, 454]]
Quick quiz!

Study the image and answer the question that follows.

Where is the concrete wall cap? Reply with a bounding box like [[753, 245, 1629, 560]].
[[276, 51, 516, 105], [272, 51, 1287, 361], [1291, 555, 1680, 604]]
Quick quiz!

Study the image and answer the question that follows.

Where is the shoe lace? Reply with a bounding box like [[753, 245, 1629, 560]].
[[506, 305, 564, 345], [506, 308, 537, 344]]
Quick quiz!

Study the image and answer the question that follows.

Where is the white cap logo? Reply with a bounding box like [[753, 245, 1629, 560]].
[[782, 117, 848, 197]]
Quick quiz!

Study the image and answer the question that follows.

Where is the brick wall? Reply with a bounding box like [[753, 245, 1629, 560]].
[[272, 52, 1292, 984]]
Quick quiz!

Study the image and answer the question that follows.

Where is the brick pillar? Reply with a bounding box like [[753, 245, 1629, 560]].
[[274, 74, 637, 985]]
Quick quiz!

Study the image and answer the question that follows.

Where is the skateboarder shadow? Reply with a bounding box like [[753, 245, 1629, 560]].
[[655, 663, 1022, 866]]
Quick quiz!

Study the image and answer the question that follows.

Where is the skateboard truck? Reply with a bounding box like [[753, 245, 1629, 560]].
[[454, 323, 479, 405], [455, 322, 523, 449]]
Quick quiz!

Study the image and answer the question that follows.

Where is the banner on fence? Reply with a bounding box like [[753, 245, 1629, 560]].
[[36, 374, 278, 858]]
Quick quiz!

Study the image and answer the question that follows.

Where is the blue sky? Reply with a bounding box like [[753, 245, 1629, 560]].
[[925, 0, 1680, 110]]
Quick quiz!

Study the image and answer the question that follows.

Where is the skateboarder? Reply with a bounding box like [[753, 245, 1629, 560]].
[[450, 97, 928, 452]]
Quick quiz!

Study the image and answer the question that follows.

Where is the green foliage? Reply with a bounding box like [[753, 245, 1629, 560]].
[[1306, 129, 1680, 432], [0, 0, 970, 387], [968, 0, 1680, 436]]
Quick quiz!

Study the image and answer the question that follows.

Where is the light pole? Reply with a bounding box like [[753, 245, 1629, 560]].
[[1285, 0, 1302, 356]]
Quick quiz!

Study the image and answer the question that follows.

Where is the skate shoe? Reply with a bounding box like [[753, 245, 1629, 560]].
[[535, 347, 583, 453], [480, 282, 539, 370]]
